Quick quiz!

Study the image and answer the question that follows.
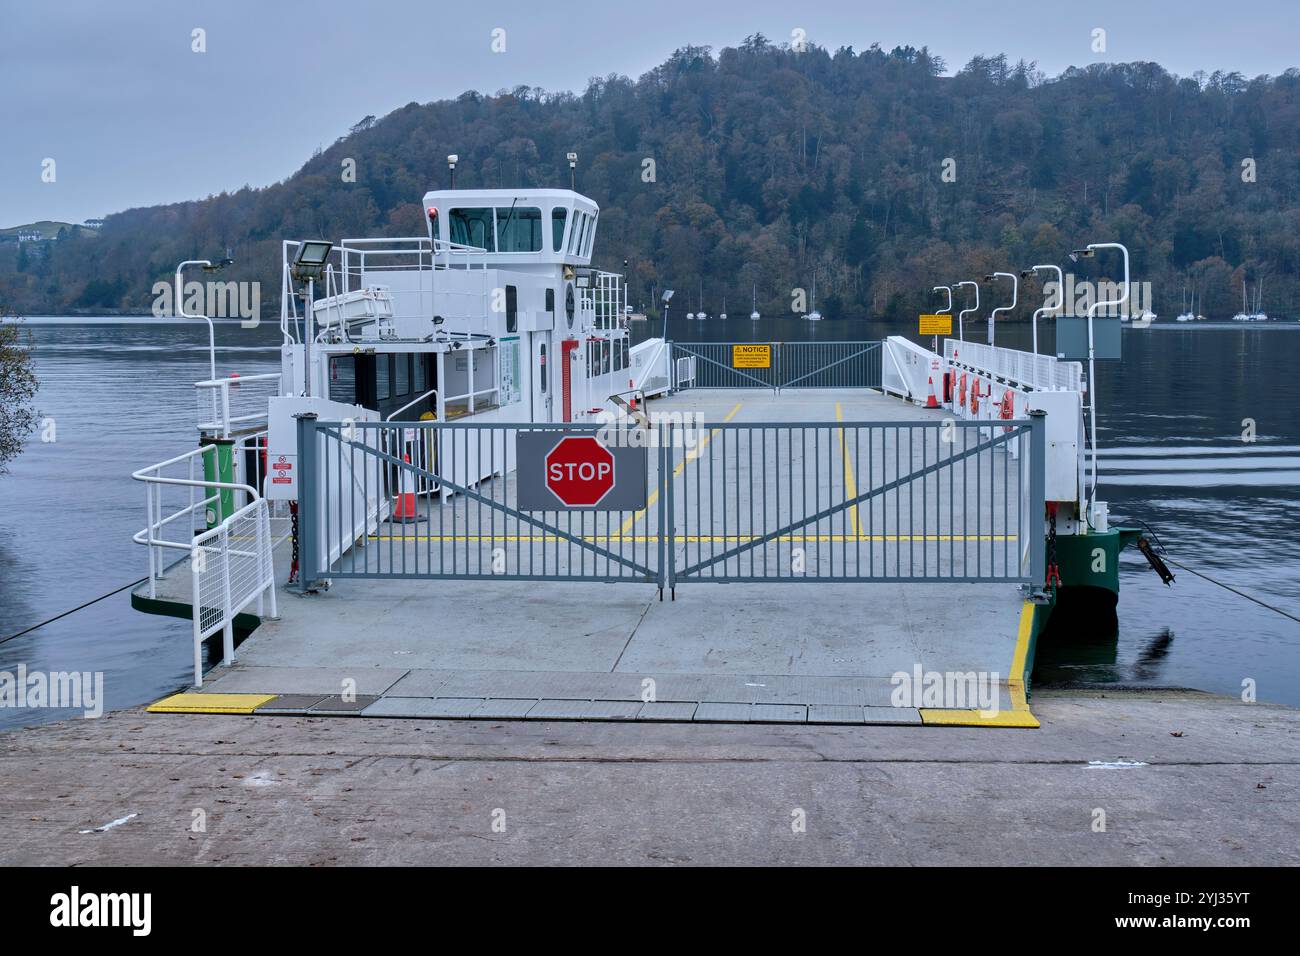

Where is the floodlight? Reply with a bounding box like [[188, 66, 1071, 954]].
[[292, 240, 333, 281]]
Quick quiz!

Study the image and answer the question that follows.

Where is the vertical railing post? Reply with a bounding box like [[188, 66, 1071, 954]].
[[220, 521, 235, 667], [1028, 410, 1047, 596], [262, 501, 279, 619], [657, 420, 667, 594], [190, 543, 203, 687], [664, 420, 675, 598], [296, 412, 319, 591]]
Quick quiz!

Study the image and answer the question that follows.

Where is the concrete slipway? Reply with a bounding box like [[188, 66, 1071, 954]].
[[139, 389, 1041, 728]]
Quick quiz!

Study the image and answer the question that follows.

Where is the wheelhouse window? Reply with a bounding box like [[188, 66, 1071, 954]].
[[495, 206, 542, 252], [568, 212, 583, 255], [551, 208, 567, 251], [449, 208, 495, 251], [575, 214, 589, 256], [584, 215, 597, 256], [376, 354, 391, 401]]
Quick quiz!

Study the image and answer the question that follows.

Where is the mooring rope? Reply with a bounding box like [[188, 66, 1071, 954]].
[[1162, 559, 1300, 625], [0, 577, 147, 647]]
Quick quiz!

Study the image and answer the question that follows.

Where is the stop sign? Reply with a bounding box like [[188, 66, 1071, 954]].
[[545, 436, 616, 506]]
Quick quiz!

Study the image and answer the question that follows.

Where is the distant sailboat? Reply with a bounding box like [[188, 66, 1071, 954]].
[[1250, 278, 1268, 321], [1176, 284, 1194, 322], [805, 272, 823, 321], [750, 285, 760, 320], [719, 296, 727, 321], [1232, 279, 1251, 322]]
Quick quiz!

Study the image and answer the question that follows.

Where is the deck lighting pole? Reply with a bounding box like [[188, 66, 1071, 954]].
[[176, 257, 231, 382], [1069, 242, 1129, 522], [931, 285, 953, 351], [1020, 265, 1063, 356], [291, 241, 335, 398], [982, 272, 1017, 347], [567, 152, 578, 190], [447, 154, 458, 189], [661, 289, 674, 340], [956, 280, 979, 342]]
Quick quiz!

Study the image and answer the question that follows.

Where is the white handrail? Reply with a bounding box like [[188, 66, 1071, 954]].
[[386, 389, 438, 422]]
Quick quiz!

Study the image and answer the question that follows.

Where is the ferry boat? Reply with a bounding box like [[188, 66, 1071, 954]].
[[131, 183, 1171, 727]]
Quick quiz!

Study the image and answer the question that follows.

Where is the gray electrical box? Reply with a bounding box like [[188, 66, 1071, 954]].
[[1055, 316, 1122, 361]]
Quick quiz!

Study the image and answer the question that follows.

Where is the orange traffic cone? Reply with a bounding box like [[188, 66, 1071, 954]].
[[391, 452, 423, 523], [925, 375, 940, 409]]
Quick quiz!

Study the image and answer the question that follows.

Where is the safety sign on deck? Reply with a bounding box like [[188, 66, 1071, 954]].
[[919, 314, 953, 335], [516, 433, 647, 511], [732, 344, 771, 368]]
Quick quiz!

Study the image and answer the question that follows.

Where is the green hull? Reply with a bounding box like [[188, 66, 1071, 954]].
[[1041, 526, 1142, 638]]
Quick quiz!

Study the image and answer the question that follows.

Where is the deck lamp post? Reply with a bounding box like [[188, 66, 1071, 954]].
[[660, 289, 674, 340], [981, 272, 1017, 347], [1070, 242, 1129, 521], [176, 256, 232, 382], [567, 152, 578, 190], [930, 285, 953, 351], [447, 154, 458, 189], [1020, 265, 1063, 356], [291, 240, 334, 398], [931, 285, 953, 313], [956, 280, 980, 342]]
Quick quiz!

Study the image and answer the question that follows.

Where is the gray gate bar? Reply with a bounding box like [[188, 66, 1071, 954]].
[[669, 341, 883, 391], [295, 413, 1045, 591]]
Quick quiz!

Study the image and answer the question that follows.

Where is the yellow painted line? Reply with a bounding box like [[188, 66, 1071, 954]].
[[919, 599, 1040, 729], [834, 402, 860, 535], [147, 693, 277, 714], [369, 533, 1017, 543], [617, 401, 743, 535]]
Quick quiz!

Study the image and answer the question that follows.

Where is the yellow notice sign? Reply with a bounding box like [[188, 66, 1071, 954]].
[[919, 314, 953, 335], [732, 344, 771, 368]]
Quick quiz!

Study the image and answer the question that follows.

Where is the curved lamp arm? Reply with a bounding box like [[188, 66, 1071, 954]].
[[955, 280, 979, 342]]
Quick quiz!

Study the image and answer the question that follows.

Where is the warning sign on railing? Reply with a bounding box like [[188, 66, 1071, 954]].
[[919, 314, 953, 335], [732, 344, 771, 368]]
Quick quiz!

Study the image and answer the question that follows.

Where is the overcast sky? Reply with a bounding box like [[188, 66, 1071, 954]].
[[2, 0, 1297, 226]]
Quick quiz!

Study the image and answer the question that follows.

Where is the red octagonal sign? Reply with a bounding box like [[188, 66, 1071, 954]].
[[545, 436, 615, 506]]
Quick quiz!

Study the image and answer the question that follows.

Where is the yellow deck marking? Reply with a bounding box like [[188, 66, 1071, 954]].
[[919, 600, 1040, 728], [834, 402, 860, 535], [617, 401, 743, 535], [147, 693, 277, 715]]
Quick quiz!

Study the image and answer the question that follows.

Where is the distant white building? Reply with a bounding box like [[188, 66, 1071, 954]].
[[16, 230, 42, 242], [82, 219, 105, 229]]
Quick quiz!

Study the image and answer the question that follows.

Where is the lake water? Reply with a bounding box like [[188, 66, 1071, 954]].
[[2, 316, 1297, 727]]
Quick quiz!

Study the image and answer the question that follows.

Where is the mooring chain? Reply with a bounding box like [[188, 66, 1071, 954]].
[[1045, 503, 1061, 589], [289, 501, 300, 585]]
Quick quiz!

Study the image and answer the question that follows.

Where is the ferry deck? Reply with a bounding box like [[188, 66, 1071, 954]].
[[139, 386, 1042, 728]]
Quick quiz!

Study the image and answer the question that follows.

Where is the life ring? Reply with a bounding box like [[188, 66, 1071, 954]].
[[970, 378, 980, 413], [959, 373, 968, 408], [999, 389, 1014, 431]]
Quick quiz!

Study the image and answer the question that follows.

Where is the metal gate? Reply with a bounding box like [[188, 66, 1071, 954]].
[[670, 341, 882, 391], [296, 413, 1044, 591]]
